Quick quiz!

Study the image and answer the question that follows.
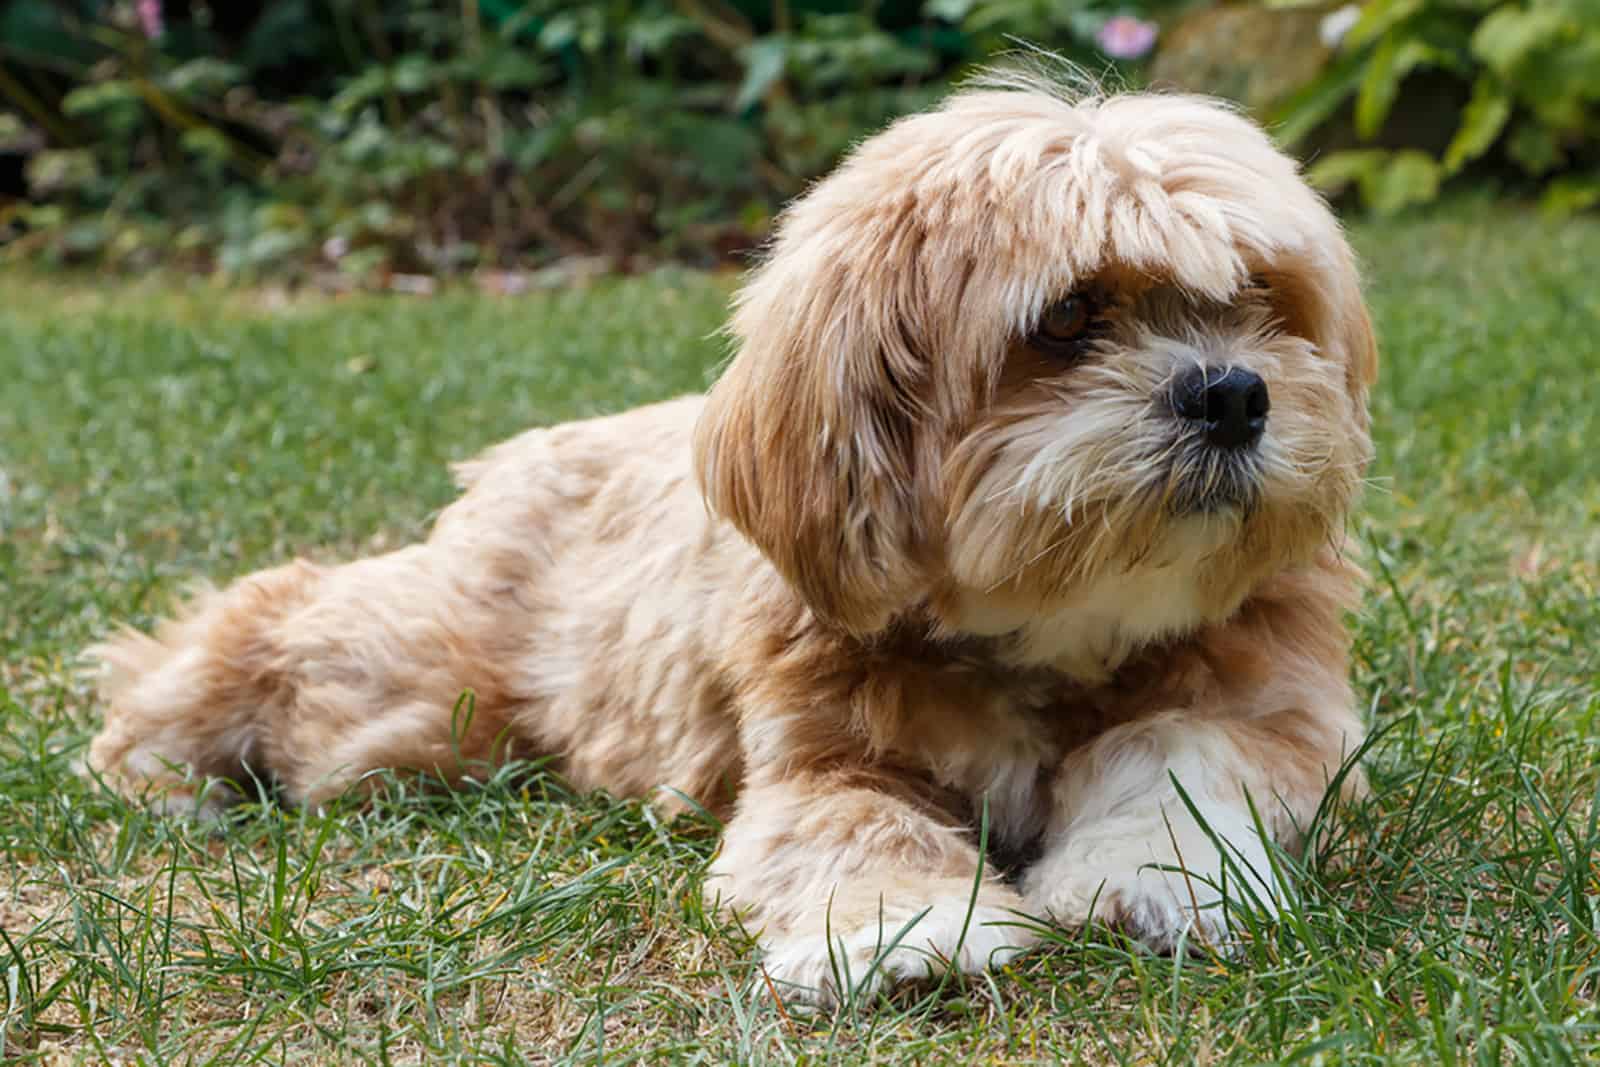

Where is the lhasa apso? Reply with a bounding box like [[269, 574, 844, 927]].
[[87, 79, 1376, 1004]]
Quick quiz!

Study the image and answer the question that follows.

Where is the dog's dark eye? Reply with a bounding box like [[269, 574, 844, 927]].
[[1032, 295, 1097, 354]]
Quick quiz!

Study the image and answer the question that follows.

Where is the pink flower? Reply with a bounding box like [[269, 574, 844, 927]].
[[1096, 15, 1158, 60], [136, 0, 164, 39]]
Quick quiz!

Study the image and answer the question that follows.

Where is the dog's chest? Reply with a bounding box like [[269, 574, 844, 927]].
[[882, 653, 1073, 850], [1014, 566, 1211, 678]]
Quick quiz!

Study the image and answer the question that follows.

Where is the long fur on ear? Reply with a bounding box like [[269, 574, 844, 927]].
[[1335, 248, 1380, 397], [1261, 239, 1378, 428], [692, 182, 935, 636]]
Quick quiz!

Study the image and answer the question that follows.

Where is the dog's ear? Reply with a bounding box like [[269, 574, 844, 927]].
[[693, 207, 931, 636], [1263, 240, 1378, 422], [1336, 263, 1379, 398], [1316, 244, 1379, 427]]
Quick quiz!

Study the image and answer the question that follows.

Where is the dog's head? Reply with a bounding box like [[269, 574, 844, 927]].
[[694, 81, 1376, 663]]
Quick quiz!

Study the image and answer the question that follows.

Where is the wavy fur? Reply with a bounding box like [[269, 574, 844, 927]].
[[87, 80, 1376, 1005]]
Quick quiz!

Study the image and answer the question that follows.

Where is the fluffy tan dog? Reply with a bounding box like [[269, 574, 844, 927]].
[[87, 79, 1377, 1005]]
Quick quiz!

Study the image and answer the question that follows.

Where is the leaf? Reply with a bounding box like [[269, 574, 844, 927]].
[[61, 82, 145, 136], [1344, 0, 1425, 51], [1443, 76, 1512, 172], [61, 81, 141, 117], [180, 127, 233, 164], [1308, 148, 1443, 213], [1541, 175, 1600, 217], [164, 59, 244, 97], [1471, 6, 1569, 77], [1505, 28, 1600, 130], [331, 68, 389, 114], [450, 48, 549, 91], [1306, 149, 1389, 195], [1506, 121, 1565, 176], [735, 36, 789, 114], [23, 148, 100, 196], [1270, 50, 1367, 148], [390, 56, 437, 94], [538, 13, 580, 52], [1366, 149, 1442, 214], [624, 14, 699, 56], [924, 0, 979, 21], [1355, 37, 1439, 139]]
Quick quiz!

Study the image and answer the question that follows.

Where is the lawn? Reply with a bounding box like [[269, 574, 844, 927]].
[[3, 204, 1599, 1064]]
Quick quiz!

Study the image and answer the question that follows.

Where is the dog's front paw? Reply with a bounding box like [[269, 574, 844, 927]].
[[760, 894, 1034, 1006], [1022, 823, 1281, 954]]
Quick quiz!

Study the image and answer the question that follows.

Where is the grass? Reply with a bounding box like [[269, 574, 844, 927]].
[[2, 202, 1599, 1064]]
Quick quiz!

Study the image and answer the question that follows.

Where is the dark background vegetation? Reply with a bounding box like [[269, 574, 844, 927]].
[[0, 0, 1596, 279]]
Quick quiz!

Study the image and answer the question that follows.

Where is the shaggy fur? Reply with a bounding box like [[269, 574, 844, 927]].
[[86, 81, 1377, 1005]]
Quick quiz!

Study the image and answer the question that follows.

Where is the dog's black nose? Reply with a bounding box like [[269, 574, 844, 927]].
[[1172, 366, 1269, 449]]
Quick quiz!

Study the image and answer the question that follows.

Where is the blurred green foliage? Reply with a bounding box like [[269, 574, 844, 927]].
[[1271, 0, 1600, 214], [0, 0, 1593, 275], [0, 0, 1160, 276]]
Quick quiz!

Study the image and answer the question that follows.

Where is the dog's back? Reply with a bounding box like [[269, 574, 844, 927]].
[[87, 395, 749, 814]]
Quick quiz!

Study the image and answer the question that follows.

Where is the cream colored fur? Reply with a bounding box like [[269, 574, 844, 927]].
[[86, 81, 1377, 1006]]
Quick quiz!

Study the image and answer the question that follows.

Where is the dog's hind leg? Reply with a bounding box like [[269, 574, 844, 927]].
[[87, 548, 531, 814], [86, 561, 324, 817]]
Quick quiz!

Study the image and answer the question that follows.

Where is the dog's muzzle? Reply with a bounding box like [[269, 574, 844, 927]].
[[1170, 365, 1269, 450], [1164, 365, 1270, 514]]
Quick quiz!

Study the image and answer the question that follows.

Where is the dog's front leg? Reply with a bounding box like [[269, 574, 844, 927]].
[[710, 769, 1036, 1005], [1023, 703, 1363, 952]]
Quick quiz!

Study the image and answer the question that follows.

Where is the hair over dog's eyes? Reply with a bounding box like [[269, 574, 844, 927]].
[[1031, 294, 1099, 355]]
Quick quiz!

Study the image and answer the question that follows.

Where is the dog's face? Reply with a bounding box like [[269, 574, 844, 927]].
[[695, 83, 1376, 666]]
